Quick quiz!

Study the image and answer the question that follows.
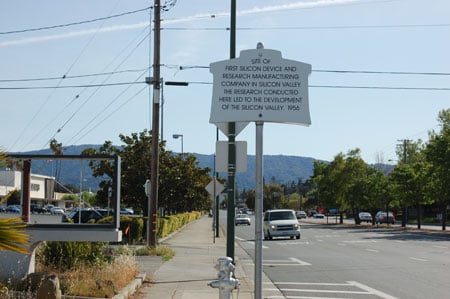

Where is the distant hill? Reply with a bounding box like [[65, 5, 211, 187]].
[[8, 145, 317, 191], [9, 145, 395, 191]]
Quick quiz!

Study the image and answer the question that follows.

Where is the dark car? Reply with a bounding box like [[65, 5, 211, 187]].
[[375, 211, 395, 224], [62, 208, 105, 223], [30, 204, 47, 214], [6, 205, 21, 213]]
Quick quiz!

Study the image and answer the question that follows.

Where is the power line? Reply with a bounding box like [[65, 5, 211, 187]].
[[0, 68, 150, 83], [1, 67, 449, 84], [2, 81, 449, 91], [0, 6, 152, 35], [163, 23, 450, 31], [0, 82, 144, 90], [178, 65, 450, 76]]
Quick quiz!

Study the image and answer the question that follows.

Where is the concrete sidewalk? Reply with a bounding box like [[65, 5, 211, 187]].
[[133, 215, 283, 299]]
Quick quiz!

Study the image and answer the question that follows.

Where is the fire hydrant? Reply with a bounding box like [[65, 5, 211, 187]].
[[208, 257, 240, 299]]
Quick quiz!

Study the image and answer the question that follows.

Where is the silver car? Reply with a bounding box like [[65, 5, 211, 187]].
[[235, 214, 251, 226]]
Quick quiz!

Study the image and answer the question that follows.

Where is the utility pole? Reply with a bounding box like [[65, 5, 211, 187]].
[[149, 0, 161, 246], [226, 0, 237, 262], [398, 139, 410, 228]]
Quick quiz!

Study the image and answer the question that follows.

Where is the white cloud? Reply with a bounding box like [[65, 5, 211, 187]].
[[0, 0, 362, 47]]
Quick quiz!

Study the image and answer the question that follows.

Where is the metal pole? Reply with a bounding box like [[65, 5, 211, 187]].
[[215, 128, 220, 238], [149, 0, 161, 246], [255, 121, 264, 299], [161, 78, 164, 141], [226, 0, 237, 263]]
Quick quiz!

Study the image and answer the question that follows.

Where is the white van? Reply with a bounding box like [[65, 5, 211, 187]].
[[263, 209, 301, 240]]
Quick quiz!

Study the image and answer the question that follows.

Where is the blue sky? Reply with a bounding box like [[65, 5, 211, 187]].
[[1, 0, 449, 164]]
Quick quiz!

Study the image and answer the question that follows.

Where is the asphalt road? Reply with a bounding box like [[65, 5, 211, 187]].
[[232, 213, 450, 299]]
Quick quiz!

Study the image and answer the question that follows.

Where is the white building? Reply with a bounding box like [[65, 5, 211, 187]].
[[0, 170, 60, 207]]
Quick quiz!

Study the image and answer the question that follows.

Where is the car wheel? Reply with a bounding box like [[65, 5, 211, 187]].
[[296, 235, 300, 239], [290, 236, 294, 240]]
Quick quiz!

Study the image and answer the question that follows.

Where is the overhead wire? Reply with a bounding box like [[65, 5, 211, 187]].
[[46, 31, 151, 149], [18, 0, 125, 152], [1, 67, 449, 85], [40, 27, 150, 149], [0, 6, 153, 35], [68, 78, 148, 146], [1, 81, 449, 91], [162, 23, 450, 31]]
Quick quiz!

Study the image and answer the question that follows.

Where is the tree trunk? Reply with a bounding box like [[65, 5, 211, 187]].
[[353, 208, 360, 224], [401, 207, 407, 227], [417, 204, 421, 229], [442, 204, 447, 231]]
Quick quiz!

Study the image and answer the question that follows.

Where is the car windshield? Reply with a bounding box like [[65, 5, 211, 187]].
[[270, 211, 296, 221]]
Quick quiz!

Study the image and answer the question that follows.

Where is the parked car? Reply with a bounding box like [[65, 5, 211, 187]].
[[120, 207, 134, 215], [0, 206, 6, 212], [375, 211, 395, 224], [263, 209, 300, 240], [6, 205, 20, 213], [30, 204, 47, 214], [296, 211, 307, 219], [50, 207, 65, 215], [97, 208, 113, 217], [358, 212, 372, 223], [43, 204, 55, 214], [62, 208, 105, 223], [235, 213, 251, 226], [307, 210, 317, 217], [313, 213, 325, 219]]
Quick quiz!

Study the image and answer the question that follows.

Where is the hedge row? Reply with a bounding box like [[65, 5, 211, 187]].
[[99, 211, 203, 244], [157, 211, 202, 238]]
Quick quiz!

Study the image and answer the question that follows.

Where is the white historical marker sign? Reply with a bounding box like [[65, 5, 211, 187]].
[[209, 47, 312, 126]]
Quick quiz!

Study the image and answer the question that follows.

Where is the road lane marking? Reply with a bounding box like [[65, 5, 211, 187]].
[[236, 237, 268, 249], [409, 257, 428, 262], [272, 281, 399, 299], [262, 257, 311, 266], [365, 248, 379, 253], [348, 281, 400, 299], [432, 245, 448, 249], [289, 257, 312, 266]]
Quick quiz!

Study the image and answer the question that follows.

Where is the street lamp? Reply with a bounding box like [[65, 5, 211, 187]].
[[172, 134, 183, 154], [146, 77, 189, 141]]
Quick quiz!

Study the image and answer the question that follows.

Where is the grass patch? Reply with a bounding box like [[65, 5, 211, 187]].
[[36, 253, 138, 298], [135, 245, 175, 261], [29, 244, 174, 297]]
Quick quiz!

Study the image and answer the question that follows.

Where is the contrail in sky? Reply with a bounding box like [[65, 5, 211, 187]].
[[0, 0, 362, 47]]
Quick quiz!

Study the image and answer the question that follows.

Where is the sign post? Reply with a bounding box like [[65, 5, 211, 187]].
[[210, 43, 311, 299]]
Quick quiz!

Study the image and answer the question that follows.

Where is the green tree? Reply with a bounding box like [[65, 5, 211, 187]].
[[263, 184, 284, 210], [82, 130, 211, 215], [243, 189, 255, 210], [424, 109, 450, 230], [364, 169, 389, 222]]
